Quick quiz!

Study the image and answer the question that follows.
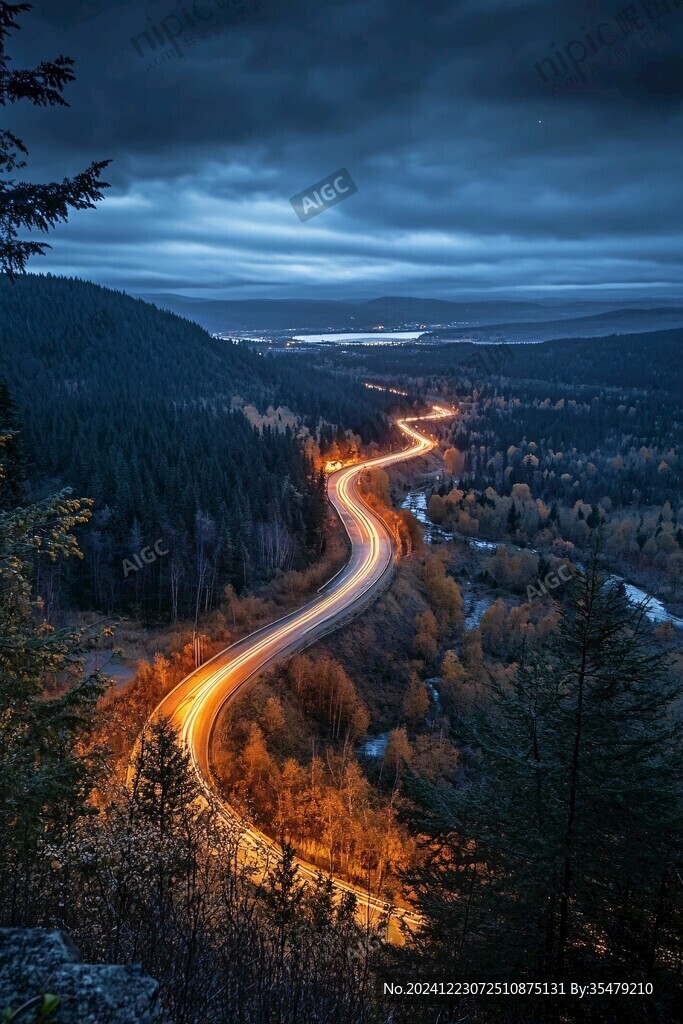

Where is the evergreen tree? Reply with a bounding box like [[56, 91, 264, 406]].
[[130, 717, 199, 835], [258, 838, 308, 1007], [403, 560, 682, 1018], [0, 436, 105, 922], [586, 503, 601, 529], [0, 378, 23, 507], [0, 1, 109, 278]]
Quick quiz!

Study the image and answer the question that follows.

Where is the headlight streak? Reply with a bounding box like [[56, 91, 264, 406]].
[[142, 406, 455, 927]]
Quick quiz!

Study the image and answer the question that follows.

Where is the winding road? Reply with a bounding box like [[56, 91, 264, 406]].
[[145, 406, 454, 931]]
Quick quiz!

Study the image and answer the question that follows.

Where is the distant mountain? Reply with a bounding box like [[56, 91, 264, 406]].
[[424, 306, 683, 344], [349, 296, 544, 326], [136, 292, 683, 339], [137, 294, 547, 334]]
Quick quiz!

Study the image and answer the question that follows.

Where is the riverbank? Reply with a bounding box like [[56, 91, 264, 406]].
[[401, 485, 683, 630]]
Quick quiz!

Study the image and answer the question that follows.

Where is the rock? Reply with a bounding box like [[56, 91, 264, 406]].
[[0, 929, 160, 1023]]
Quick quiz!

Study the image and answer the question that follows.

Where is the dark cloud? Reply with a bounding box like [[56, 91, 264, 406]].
[[4, 0, 683, 299]]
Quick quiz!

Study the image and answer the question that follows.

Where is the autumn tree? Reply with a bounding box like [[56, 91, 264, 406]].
[[363, 466, 391, 505], [443, 446, 465, 479], [479, 597, 507, 655], [426, 492, 446, 524], [286, 653, 367, 740], [263, 694, 286, 734], [242, 722, 277, 795], [423, 555, 464, 627], [403, 672, 430, 725], [384, 727, 412, 775], [398, 507, 423, 554], [275, 757, 308, 840], [413, 609, 439, 661], [441, 649, 466, 687]]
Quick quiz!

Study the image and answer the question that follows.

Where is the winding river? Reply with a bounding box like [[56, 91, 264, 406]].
[[401, 487, 683, 630]]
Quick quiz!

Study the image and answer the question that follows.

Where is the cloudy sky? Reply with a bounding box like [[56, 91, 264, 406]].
[[6, 0, 683, 301]]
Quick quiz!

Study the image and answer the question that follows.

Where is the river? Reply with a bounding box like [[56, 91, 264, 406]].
[[401, 487, 683, 630]]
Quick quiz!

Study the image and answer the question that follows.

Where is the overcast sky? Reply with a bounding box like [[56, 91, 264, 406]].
[[5, 0, 683, 301]]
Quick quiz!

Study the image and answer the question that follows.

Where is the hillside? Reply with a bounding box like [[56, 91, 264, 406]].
[[0, 276, 390, 439], [0, 275, 392, 619]]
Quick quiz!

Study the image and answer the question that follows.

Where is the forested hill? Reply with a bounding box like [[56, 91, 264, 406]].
[[0, 274, 389, 439], [324, 327, 683, 394], [0, 275, 391, 620]]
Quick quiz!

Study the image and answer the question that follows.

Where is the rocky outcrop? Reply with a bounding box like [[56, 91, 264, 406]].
[[0, 929, 160, 1023]]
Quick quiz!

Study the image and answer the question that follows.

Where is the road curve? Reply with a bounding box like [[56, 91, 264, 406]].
[[145, 407, 454, 928]]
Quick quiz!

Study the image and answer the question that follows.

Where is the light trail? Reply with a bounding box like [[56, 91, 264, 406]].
[[363, 382, 409, 396], [142, 406, 455, 932]]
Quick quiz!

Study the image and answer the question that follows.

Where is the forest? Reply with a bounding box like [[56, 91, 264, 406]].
[[321, 327, 683, 394], [180, 328, 682, 1022], [0, 274, 396, 619], [318, 328, 683, 604]]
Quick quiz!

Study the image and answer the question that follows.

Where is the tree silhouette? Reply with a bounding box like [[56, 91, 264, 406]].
[[0, 1, 109, 278], [0, 378, 23, 508]]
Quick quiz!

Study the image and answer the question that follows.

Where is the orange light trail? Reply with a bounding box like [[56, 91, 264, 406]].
[[142, 406, 455, 929]]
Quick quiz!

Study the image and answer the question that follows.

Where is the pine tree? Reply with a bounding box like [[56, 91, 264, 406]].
[[507, 499, 520, 531], [0, 378, 23, 507], [130, 717, 199, 835], [586, 503, 601, 529], [0, 1, 110, 278], [0, 445, 104, 922], [403, 559, 682, 1011], [258, 840, 307, 984]]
